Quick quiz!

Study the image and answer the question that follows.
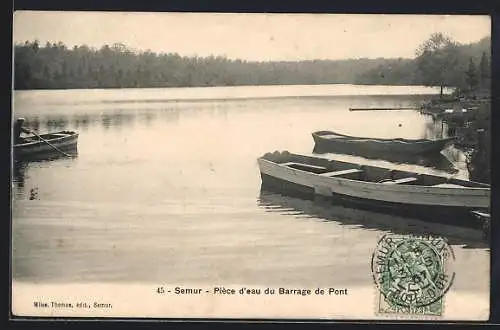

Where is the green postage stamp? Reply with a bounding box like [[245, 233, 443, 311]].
[[371, 234, 456, 317]]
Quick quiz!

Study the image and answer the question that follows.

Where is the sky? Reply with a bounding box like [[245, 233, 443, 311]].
[[13, 11, 491, 61]]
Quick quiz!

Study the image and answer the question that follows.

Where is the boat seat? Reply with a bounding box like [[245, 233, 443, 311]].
[[319, 168, 363, 177], [430, 183, 466, 188], [383, 177, 419, 185], [281, 162, 327, 170]]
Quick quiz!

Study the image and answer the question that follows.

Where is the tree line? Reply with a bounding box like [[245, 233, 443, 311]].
[[357, 33, 490, 96], [13, 34, 490, 92]]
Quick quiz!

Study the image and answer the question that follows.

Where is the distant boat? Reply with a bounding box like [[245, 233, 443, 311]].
[[13, 130, 78, 161], [257, 151, 490, 222], [312, 130, 455, 156]]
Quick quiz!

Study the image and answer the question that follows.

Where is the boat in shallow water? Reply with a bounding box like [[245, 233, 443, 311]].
[[257, 151, 490, 225], [312, 130, 455, 156], [13, 131, 78, 161]]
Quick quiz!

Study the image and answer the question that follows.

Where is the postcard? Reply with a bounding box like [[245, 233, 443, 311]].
[[11, 11, 491, 321]]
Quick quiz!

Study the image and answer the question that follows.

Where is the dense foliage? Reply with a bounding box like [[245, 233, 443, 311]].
[[13, 34, 490, 91], [359, 34, 490, 94]]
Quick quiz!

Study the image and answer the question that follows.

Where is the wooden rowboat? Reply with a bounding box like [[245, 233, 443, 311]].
[[312, 130, 455, 156], [258, 151, 490, 224], [13, 130, 79, 160]]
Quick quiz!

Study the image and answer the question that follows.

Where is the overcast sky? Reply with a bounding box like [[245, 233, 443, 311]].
[[13, 11, 491, 61]]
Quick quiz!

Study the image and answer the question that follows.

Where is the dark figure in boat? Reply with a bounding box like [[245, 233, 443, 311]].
[[13, 118, 31, 144]]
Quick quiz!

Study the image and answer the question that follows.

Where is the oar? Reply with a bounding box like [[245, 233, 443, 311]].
[[25, 128, 75, 158]]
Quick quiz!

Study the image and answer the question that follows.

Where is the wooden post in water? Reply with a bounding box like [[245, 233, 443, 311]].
[[349, 107, 418, 111]]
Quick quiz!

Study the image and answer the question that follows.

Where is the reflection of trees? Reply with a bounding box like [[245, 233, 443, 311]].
[[12, 160, 26, 191], [23, 117, 41, 132], [73, 114, 91, 130], [17, 108, 180, 133], [45, 117, 69, 130], [140, 110, 157, 126], [160, 108, 180, 122], [100, 111, 138, 129], [101, 114, 112, 129], [20, 116, 70, 132]]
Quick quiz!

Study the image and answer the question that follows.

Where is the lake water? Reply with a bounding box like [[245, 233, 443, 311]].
[[11, 84, 489, 318]]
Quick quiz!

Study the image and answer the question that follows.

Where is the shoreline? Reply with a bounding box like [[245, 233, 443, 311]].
[[419, 94, 490, 184]]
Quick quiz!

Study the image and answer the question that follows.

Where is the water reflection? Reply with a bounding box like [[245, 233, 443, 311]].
[[12, 160, 27, 191], [257, 190, 488, 249], [46, 117, 70, 131], [101, 113, 113, 129], [20, 108, 181, 132], [421, 111, 487, 183], [73, 114, 91, 130], [442, 146, 467, 163], [424, 117, 446, 139], [139, 110, 157, 126], [12, 161, 42, 200], [12, 149, 80, 199]]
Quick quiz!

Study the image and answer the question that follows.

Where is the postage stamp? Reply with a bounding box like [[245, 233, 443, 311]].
[[371, 234, 456, 317]]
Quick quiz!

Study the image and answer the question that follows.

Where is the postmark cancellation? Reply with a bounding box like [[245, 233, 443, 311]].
[[371, 234, 456, 317]]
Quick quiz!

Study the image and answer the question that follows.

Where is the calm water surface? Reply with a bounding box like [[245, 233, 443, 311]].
[[12, 85, 488, 296]]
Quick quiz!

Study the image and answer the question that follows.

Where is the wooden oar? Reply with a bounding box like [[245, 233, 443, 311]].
[[25, 128, 75, 158]]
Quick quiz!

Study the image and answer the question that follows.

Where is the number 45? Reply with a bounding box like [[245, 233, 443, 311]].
[[157, 287, 165, 294]]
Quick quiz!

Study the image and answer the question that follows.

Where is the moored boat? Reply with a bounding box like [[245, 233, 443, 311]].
[[13, 130, 79, 161], [312, 130, 455, 156], [258, 151, 490, 226]]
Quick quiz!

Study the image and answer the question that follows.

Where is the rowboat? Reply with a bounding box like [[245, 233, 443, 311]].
[[13, 130, 78, 160], [312, 130, 455, 155], [258, 151, 490, 223]]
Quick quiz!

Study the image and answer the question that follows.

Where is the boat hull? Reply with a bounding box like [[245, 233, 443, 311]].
[[260, 174, 482, 228], [13, 131, 79, 161], [312, 131, 454, 155], [258, 153, 490, 227]]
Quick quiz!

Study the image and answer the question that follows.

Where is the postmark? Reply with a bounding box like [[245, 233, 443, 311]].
[[371, 234, 455, 317]]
